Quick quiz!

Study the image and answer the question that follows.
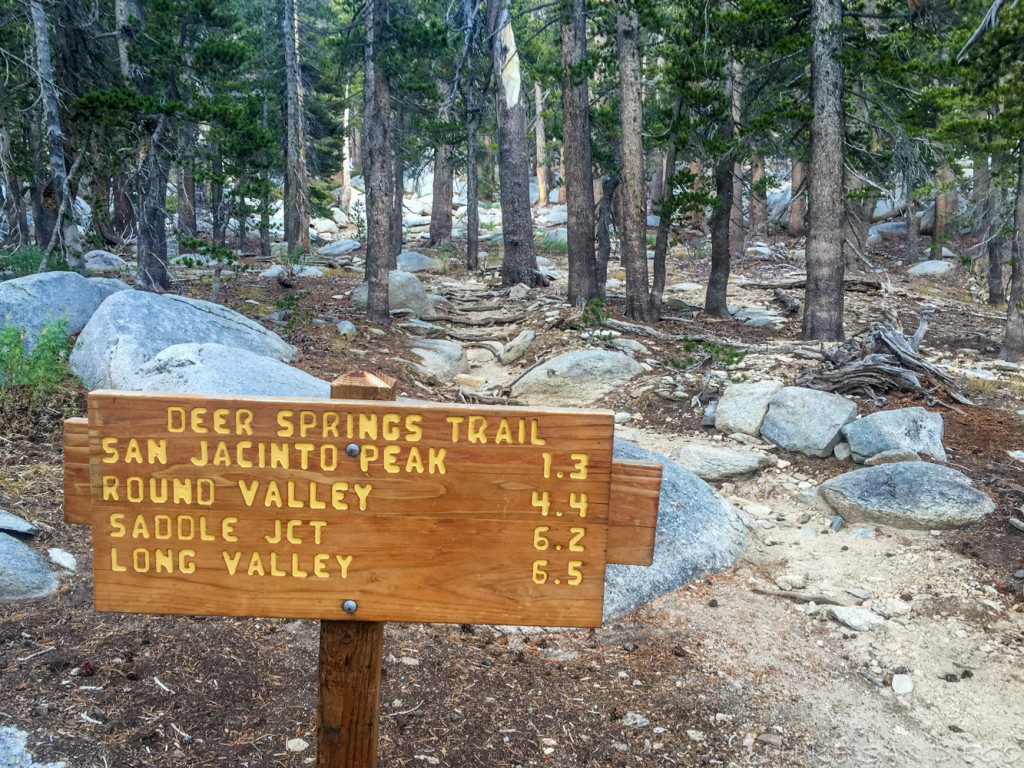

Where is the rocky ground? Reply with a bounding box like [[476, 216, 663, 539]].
[[2, 219, 1024, 767]]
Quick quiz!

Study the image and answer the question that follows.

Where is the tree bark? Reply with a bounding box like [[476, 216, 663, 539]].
[[364, 0, 393, 324], [706, 155, 733, 317], [688, 160, 705, 231], [177, 122, 197, 239], [933, 163, 955, 245], [211, 143, 225, 247], [283, 0, 311, 255], [971, 152, 990, 238], [595, 175, 617, 298], [906, 173, 921, 263], [115, 0, 141, 82], [341, 84, 353, 211], [561, 0, 597, 304], [0, 95, 28, 245], [429, 94, 454, 246], [351, 127, 363, 175], [651, 97, 683, 317], [617, 4, 653, 321], [843, 174, 875, 270], [466, 107, 480, 270], [29, 0, 68, 270], [789, 158, 806, 236], [390, 100, 405, 263], [488, 0, 538, 287], [802, 0, 845, 341], [728, 61, 743, 259], [1000, 151, 1024, 361], [135, 114, 173, 292], [750, 155, 767, 233], [533, 81, 549, 208]]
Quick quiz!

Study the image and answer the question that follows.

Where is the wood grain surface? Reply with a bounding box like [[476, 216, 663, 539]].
[[85, 390, 618, 627]]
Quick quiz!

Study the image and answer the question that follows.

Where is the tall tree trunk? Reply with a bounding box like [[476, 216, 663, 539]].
[[390, 101, 405, 262], [750, 155, 767, 233], [802, 0, 845, 341], [27, 116, 50, 247], [466, 106, 480, 270], [236, 192, 247, 248], [728, 61, 743, 259], [561, 0, 597, 304], [595, 176, 618, 298], [429, 94, 454, 246], [364, 0, 393, 324], [211, 144, 225, 247], [906, 173, 921, 264], [0, 96, 28, 245], [789, 158, 806, 236], [933, 163, 954, 245], [351, 127, 363, 175], [688, 160, 705, 231], [706, 156, 733, 317], [533, 81, 548, 208], [136, 114, 173, 292], [29, 0, 68, 270], [341, 84, 353, 211], [90, 173, 118, 245], [488, 0, 538, 286], [651, 97, 683, 317], [177, 122, 197, 239], [114, 0, 140, 82], [971, 152, 990, 238], [557, 149, 566, 204], [283, 0, 311, 255], [260, 183, 271, 258], [617, 4, 653, 321], [985, 156, 1006, 305], [1001, 152, 1024, 361], [112, 177, 135, 242]]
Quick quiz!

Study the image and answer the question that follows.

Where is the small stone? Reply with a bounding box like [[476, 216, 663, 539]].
[[756, 734, 783, 747], [336, 320, 358, 338], [508, 283, 531, 301], [686, 730, 706, 742], [829, 516, 843, 531], [1009, 518, 1024, 532], [48, 548, 77, 571], [286, 738, 310, 753], [614, 412, 632, 424], [453, 374, 487, 391], [399, 656, 420, 666], [1014, 570, 1024, 579], [621, 712, 650, 727], [834, 442, 852, 461], [846, 528, 877, 539], [846, 587, 872, 600], [612, 742, 629, 752], [891, 674, 914, 695], [829, 605, 887, 632]]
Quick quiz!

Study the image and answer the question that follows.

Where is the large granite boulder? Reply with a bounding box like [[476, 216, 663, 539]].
[[511, 350, 643, 407], [672, 444, 774, 481], [842, 407, 946, 463], [760, 387, 858, 457], [397, 251, 441, 273], [714, 379, 783, 436], [0, 534, 57, 601], [604, 440, 750, 620], [817, 462, 994, 530], [70, 291, 295, 390], [83, 249, 128, 273], [130, 343, 330, 397], [349, 270, 436, 319], [408, 339, 469, 382], [0, 272, 129, 350]]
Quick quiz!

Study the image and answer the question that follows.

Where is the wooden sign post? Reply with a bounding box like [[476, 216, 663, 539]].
[[62, 371, 662, 767]]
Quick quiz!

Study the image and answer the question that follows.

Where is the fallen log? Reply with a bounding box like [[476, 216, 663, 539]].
[[431, 312, 527, 327]]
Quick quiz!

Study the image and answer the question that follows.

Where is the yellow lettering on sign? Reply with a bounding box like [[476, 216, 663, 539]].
[[310, 520, 326, 544], [382, 413, 401, 440], [531, 419, 546, 445], [133, 548, 150, 572], [150, 478, 168, 503], [294, 442, 315, 469], [110, 547, 126, 572], [323, 412, 340, 438], [247, 552, 265, 576], [124, 438, 143, 464], [354, 484, 372, 510], [314, 553, 329, 578], [428, 448, 446, 475], [264, 481, 283, 508], [495, 419, 513, 444], [321, 444, 337, 472], [382, 445, 401, 474], [222, 517, 238, 542], [154, 515, 171, 540], [212, 408, 230, 435], [155, 548, 173, 573], [359, 445, 378, 472], [236, 409, 253, 436], [291, 553, 308, 578], [147, 439, 167, 465], [197, 478, 214, 506], [446, 415, 465, 442], [239, 480, 259, 506], [191, 408, 208, 434], [212, 441, 231, 466], [335, 554, 353, 578], [132, 515, 150, 539], [287, 520, 303, 544], [191, 440, 209, 466], [167, 406, 185, 433], [223, 551, 242, 575], [287, 481, 303, 509], [236, 442, 253, 467], [405, 447, 424, 474], [179, 550, 196, 574], [101, 437, 119, 463], [359, 412, 377, 440], [332, 481, 349, 510], [270, 443, 289, 469], [468, 416, 487, 443], [109, 513, 126, 537], [173, 478, 192, 504], [405, 414, 423, 442], [299, 410, 317, 438], [126, 477, 143, 503], [270, 552, 286, 577], [102, 475, 119, 500], [277, 410, 294, 437]]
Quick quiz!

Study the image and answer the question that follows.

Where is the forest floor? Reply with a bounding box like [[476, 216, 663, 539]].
[[2, 227, 1024, 767]]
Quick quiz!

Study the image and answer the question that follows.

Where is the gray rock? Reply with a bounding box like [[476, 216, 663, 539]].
[[872, 221, 908, 235], [48, 548, 76, 571], [349, 270, 436, 319], [398, 318, 446, 338], [919, 202, 936, 235], [842, 407, 946, 463], [70, 292, 295, 390], [611, 338, 649, 355], [0, 533, 57, 600], [508, 283, 531, 301], [604, 440, 749, 620], [0, 510, 37, 538], [829, 605, 886, 632], [0, 272, 129, 350], [0, 726, 67, 768], [864, 449, 922, 465], [834, 441, 852, 461], [818, 462, 995, 530], [760, 387, 858, 457], [397, 251, 440, 273], [672, 445, 773, 481], [646, 215, 661, 227], [701, 401, 718, 427], [714, 379, 784, 436], [319, 239, 361, 256], [498, 330, 535, 364], [409, 339, 469, 382], [336, 320, 357, 338], [907, 260, 951, 276], [544, 228, 568, 245], [866, 232, 883, 247], [892, 674, 914, 695], [83, 249, 127, 272], [512, 350, 643, 407], [622, 712, 650, 728], [128, 343, 329, 397], [260, 264, 324, 278]]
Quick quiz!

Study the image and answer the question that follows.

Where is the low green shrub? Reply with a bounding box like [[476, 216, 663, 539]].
[[0, 317, 79, 435]]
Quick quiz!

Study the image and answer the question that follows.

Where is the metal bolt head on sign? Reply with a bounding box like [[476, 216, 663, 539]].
[[63, 390, 661, 629]]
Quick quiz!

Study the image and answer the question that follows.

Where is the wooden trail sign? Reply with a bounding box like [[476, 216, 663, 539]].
[[63, 371, 663, 767], [63, 386, 662, 628]]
